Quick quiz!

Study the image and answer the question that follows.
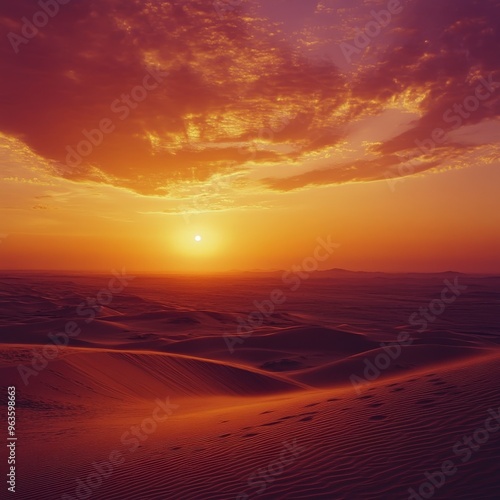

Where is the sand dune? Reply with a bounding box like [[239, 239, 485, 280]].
[[7, 349, 500, 500], [1, 347, 305, 406], [1, 273, 500, 499], [292, 344, 494, 387]]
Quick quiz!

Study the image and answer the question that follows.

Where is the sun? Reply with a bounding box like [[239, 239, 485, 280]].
[[170, 228, 221, 263]]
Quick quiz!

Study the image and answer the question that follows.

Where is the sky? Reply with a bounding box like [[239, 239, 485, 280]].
[[0, 0, 499, 273]]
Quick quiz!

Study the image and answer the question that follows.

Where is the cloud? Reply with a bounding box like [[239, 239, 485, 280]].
[[0, 0, 499, 195], [0, 0, 353, 195], [353, 0, 500, 148], [263, 154, 435, 191]]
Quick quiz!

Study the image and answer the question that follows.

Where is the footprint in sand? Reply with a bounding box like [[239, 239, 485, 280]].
[[170, 446, 182, 451], [390, 387, 405, 392], [358, 395, 374, 400], [260, 410, 273, 415], [219, 434, 231, 438], [299, 416, 314, 422], [327, 398, 341, 402], [260, 421, 282, 427], [278, 415, 295, 420], [368, 402, 384, 408], [417, 399, 436, 405], [304, 402, 320, 408], [369, 415, 388, 421], [242, 433, 259, 438]]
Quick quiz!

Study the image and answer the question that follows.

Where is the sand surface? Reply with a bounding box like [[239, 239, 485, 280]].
[[1, 271, 500, 499]]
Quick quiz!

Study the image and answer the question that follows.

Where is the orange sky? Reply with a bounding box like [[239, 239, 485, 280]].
[[0, 0, 499, 273]]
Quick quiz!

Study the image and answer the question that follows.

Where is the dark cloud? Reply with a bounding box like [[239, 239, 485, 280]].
[[354, 0, 500, 154], [0, 0, 499, 194], [265, 0, 500, 191], [0, 0, 351, 194]]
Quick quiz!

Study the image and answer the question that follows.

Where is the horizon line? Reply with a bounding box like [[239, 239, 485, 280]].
[[0, 268, 499, 277]]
